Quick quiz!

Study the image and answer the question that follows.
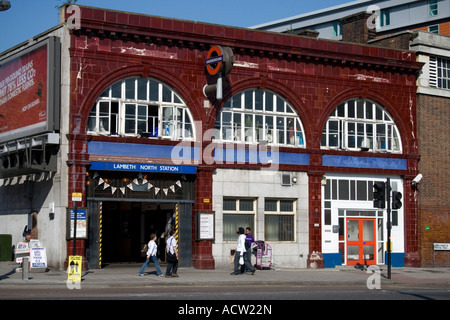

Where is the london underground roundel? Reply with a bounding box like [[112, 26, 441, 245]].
[[206, 45, 224, 76], [205, 45, 234, 76]]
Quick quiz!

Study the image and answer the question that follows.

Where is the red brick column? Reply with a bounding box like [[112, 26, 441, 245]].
[[192, 166, 215, 269], [307, 153, 325, 268], [65, 136, 89, 269]]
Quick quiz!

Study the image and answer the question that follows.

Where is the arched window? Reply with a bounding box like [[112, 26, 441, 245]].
[[321, 99, 401, 153], [87, 77, 194, 140], [214, 89, 306, 147]]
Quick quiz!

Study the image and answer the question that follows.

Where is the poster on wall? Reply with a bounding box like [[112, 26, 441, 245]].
[[66, 208, 88, 239], [0, 37, 60, 143], [197, 211, 215, 240]]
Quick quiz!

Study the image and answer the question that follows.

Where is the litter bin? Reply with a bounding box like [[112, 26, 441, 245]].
[[0, 234, 12, 261]]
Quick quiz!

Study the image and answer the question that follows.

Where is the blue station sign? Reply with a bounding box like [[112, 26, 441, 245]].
[[90, 161, 197, 174]]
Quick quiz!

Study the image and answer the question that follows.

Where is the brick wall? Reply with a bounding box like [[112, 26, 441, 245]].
[[417, 94, 450, 267]]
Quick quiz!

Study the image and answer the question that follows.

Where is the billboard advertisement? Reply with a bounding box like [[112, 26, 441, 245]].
[[0, 37, 60, 143]]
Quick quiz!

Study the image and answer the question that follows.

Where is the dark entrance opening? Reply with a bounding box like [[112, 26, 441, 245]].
[[102, 201, 173, 263]]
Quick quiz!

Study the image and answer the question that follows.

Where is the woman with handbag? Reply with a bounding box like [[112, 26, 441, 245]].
[[138, 233, 164, 277], [165, 230, 179, 278]]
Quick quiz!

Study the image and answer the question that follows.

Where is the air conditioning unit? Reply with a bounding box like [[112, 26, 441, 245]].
[[281, 172, 291, 186]]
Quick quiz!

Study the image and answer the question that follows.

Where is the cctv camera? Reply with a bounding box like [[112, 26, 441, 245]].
[[412, 174, 423, 184], [0, 0, 11, 12]]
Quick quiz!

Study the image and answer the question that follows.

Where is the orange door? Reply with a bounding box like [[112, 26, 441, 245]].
[[346, 218, 376, 265]]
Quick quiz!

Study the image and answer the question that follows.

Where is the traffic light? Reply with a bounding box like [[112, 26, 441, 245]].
[[392, 191, 402, 209], [373, 182, 386, 208]]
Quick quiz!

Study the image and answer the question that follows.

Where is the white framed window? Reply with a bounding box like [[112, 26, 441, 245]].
[[333, 22, 342, 37], [214, 89, 306, 147], [380, 9, 390, 27], [223, 198, 255, 241], [430, 56, 450, 90], [428, 25, 439, 34], [320, 99, 402, 153], [264, 199, 295, 242], [87, 77, 194, 140], [429, 0, 438, 16]]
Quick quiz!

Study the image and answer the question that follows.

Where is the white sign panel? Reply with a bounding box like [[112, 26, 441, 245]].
[[433, 243, 450, 251], [198, 212, 214, 240], [30, 247, 47, 268]]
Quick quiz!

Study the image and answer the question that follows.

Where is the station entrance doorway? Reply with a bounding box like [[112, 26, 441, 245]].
[[103, 201, 173, 263], [87, 200, 192, 268]]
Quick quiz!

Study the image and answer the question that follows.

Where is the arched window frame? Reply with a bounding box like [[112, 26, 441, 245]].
[[213, 89, 306, 147], [321, 99, 402, 153], [87, 77, 195, 140]]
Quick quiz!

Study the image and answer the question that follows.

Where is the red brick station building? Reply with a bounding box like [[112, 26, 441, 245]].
[[0, 6, 424, 270]]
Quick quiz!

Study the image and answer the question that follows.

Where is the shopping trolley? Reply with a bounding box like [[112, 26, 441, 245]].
[[254, 241, 272, 270]]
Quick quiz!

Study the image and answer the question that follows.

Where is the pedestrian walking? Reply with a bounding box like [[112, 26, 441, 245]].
[[165, 230, 179, 278], [231, 227, 255, 275], [138, 234, 163, 277], [242, 227, 255, 273]]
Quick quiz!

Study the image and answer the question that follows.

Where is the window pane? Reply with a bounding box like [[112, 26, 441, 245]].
[[162, 85, 171, 102], [137, 79, 147, 100], [87, 104, 97, 131], [232, 94, 241, 109], [324, 209, 331, 225], [265, 92, 273, 112], [265, 215, 294, 241], [339, 180, 349, 200], [265, 199, 277, 211], [357, 100, 364, 118], [276, 97, 284, 113], [328, 121, 339, 147], [239, 199, 254, 211], [357, 181, 367, 201], [111, 82, 121, 98], [277, 117, 285, 144], [255, 90, 263, 111], [223, 198, 236, 211], [125, 78, 135, 99], [149, 80, 159, 101], [223, 214, 254, 241], [125, 104, 136, 133], [244, 91, 252, 110], [148, 105, 159, 137], [280, 200, 293, 212], [347, 100, 355, 118]]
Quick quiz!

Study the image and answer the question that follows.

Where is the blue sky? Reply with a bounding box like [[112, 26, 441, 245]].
[[0, 0, 352, 52]]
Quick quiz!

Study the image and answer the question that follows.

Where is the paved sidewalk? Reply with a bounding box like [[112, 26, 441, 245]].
[[1, 261, 449, 289]]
